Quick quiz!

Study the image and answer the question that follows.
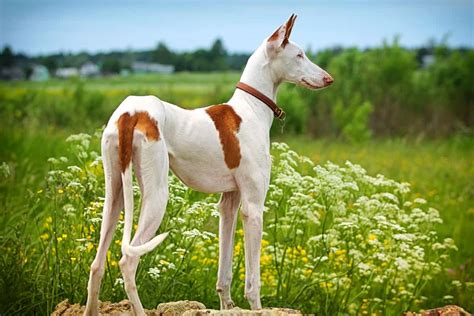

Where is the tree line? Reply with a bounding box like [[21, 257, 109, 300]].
[[0, 39, 250, 75]]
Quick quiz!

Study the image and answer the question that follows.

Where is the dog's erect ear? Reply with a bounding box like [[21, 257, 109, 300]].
[[266, 14, 297, 56]]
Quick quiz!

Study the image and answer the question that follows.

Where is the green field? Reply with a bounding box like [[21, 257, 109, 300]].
[[1, 73, 473, 315]]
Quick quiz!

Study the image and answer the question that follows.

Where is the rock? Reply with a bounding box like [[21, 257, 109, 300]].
[[156, 301, 206, 315], [51, 299, 84, 315], [51, 300, 301, 316], [405, 305, 471, 316], [182, 307, 302, 316]]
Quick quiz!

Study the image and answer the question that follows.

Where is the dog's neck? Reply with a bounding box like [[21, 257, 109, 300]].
[[232, 44, 282, 128]]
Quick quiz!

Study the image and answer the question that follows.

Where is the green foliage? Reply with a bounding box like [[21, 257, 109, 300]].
[[0, 134, 464, 315], [332, 95, 373, 143], [295, 40, 474, 137], [0, 72, 473, 314], [101, 58, 121, 74]]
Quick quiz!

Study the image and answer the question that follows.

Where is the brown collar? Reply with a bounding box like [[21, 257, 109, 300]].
[[236, 82, 285, 119]]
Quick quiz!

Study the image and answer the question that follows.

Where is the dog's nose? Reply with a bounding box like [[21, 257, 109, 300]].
[[323, 75, 334, 86]]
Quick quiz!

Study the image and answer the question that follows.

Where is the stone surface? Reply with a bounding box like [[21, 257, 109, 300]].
[[156, 301, 207, 316], [182, 307, 302, 316], [405, 305, 471, 316], [51, 299, 302, 316]]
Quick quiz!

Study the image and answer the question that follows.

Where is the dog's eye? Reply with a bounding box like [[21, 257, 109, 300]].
[[297, 52, 304, 59]]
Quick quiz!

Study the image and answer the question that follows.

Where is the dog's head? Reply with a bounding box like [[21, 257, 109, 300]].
[[264, 14, 333, 90]]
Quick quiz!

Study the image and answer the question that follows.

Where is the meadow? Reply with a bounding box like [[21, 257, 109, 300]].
[[0, 72, 473, 315]]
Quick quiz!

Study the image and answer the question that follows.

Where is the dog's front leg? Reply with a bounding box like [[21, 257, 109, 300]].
[[241, 199, 263, 310], [216, 191, 241, 309]]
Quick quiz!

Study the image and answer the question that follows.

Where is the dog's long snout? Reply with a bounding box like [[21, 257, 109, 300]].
[[323, 75, 334, 86]]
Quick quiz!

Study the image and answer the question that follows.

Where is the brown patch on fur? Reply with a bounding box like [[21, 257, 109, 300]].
[[117, 112, 160, 172], [206, 104, 242, 169]]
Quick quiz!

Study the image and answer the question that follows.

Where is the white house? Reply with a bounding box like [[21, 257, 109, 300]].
[[131, 62, 174, 74], [56, 67, 79, 78], [80, 62, 100, 77], [30, 65, 50, 81]]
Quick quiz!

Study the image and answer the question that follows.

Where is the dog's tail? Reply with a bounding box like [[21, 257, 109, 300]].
[[118, 113, 169, 257]]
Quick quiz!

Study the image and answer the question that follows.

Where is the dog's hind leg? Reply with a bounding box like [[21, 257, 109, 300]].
[[85, 133, 124, 316], [119, 136, 169, 316], [216, 191, 241, 309]]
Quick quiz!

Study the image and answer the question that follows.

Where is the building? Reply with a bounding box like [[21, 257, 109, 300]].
[[0, 66, 24, 80], [56, 67, 79, 78], [131, 62, 174, 74], [30, 65, 50, 81], [80, 62, 100, 77]]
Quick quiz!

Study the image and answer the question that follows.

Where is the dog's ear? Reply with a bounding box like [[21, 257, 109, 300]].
[[266, 14, 297, 56]]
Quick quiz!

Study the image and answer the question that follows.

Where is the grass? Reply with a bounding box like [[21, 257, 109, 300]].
[[0, 73, 473, 314]]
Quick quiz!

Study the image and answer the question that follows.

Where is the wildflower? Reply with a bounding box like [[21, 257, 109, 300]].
[[40, 233, 49, 241], [87, 243, 94, 252], [320, 281, 333, 288], [58, 188, 64, 194], [114, 278, 124, 286], [395, 257, 410, 271]]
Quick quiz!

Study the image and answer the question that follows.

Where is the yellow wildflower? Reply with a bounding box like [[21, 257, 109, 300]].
[[260, 254, 272, 266], [58, 188, 64, 194], [40, 233, 49, 241], [368, 234, 377, 241], [87, 243, 94, 252], [320, 281, 333, 288], [234, 243, 242, 255]]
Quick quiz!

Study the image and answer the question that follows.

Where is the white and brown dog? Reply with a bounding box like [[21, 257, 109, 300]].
[[85, 14, 333, 315]]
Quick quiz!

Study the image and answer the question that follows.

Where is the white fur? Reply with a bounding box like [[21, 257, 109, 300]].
[[84, 15, 332, 316]]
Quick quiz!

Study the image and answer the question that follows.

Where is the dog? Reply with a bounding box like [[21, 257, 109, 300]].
[[84, 14, 333, 315]]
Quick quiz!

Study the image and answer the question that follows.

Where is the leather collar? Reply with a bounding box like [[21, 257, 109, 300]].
[[236, 82, 285, 119]]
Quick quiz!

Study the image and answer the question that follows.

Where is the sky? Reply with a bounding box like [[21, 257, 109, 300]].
[[0, 0, 472, 56]]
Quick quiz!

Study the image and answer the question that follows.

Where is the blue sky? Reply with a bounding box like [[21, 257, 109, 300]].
[[0, 0, 472, 55]]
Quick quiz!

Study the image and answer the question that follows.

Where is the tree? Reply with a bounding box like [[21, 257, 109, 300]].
[[0, 46, 15, 67], [152, 42, 175, 64], [101, 58, 121, 74], [209, 38, 228, 71]]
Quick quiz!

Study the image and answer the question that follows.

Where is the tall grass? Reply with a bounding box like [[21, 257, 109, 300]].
[[0, 72, 473, 314]]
